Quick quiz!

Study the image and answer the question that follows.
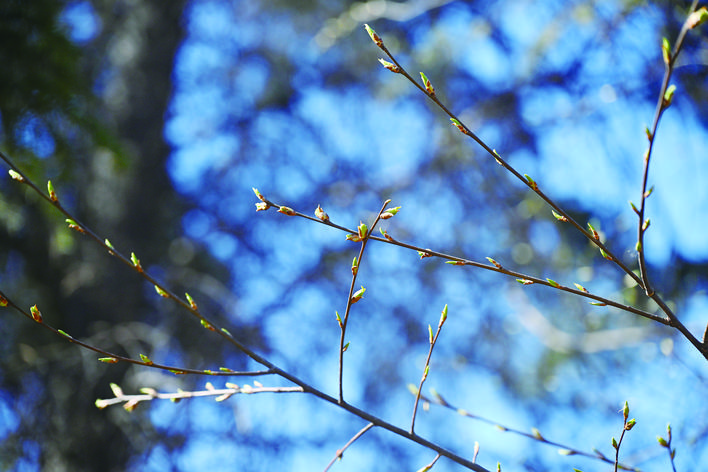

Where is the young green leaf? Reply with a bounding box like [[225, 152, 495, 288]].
[[380, 206, 401, 219]]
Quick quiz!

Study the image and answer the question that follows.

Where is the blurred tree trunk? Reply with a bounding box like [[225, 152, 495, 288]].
[[1, 1, 187, 470]]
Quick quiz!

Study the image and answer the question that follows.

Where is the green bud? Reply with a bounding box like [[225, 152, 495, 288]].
[[130, 252, 142, 271], [377, 58, 400, 73], [139, 354, 153, 365], [186, 292, 198, 311], [30, 304, 43, 323], [524, 174, 538, 191], [663, 84, 676, 108], [552, 210, 568, 222], [8, 169, 24, 182], [420, 72, 435, 96], [47, 180, 57, 202], [364, 24, 383, 47], [661, 37, 671, 65], [440, 304, 448, 324], [252, 187, 265, 201]]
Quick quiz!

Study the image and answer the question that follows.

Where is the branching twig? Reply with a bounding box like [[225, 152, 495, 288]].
[[365, 26, 643, 290], [612, 402, 638, 472], [419, 390, 640, 471], [657, 423, 677, 472], [0, 289, 270, 377], [337, 199, 391, 403], [254, 195, 669, 325], [636, 0, 702, 297], [1, 159, 491, 471], [363, 22, 708, 360]]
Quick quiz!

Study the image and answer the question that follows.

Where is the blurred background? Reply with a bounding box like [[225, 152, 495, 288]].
[[1, 0, 708, 470]]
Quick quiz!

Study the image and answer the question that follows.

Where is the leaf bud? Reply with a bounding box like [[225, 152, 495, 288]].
[[278, 206, 296, 216], [377, 58, 400, 73], [30, 304, 43, 323], [252, 187, 266, 202], [364, 24, 383, 48], [131, 252, 143, 272], [47, 180, 57, 202], [315, 204, 329, 222], [357, 222, 368, 239], [420, 72, 435, 96], [8, 169, 24, 182]]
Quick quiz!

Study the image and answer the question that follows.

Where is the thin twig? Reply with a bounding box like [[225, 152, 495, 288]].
[[338, 199, 391, 403], [323, 423, 375, 472], [95, 383, 304, 411], [0, 289, 273, 377], [411, 304, 447, 434], [417, 453, 441, 472], [368, 30, 645, 290], [363, 23, 708, 360], [0, 161, 490, 471], [256, 196, 670, 326], [637, 0, 700, 297], [421, 390, 640, 472]]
